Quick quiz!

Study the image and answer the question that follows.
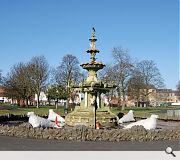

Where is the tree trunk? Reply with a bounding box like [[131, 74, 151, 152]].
[[26, 98, 29, 108], [17, 99, 20, 106], [121, 93, 126, 110], [65, 98, 69, 114], [20, 99, 26, 107], [48, 99, 51, 106], [56, 98, 58, 109], [121, 82, 126, 110], [36, 93, 40, 108], [117, 86, 121, 108]]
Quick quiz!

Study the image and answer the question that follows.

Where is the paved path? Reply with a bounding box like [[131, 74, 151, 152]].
[[0, 135, 179, 151]]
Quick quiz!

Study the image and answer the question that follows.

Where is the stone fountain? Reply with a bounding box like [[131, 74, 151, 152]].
[[65, 28, 117, 128]]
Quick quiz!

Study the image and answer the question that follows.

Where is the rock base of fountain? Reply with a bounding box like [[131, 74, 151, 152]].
[[65, 106, 117, 128]]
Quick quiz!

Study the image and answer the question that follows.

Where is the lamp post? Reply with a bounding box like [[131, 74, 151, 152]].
[[94, 93, 97, 129]]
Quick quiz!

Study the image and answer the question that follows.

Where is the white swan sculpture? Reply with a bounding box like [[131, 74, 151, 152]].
[[27, 112, 58, 128], [118, 110, 135, 124], [48, 109, 65, 123], [124, 114, 159, 130]]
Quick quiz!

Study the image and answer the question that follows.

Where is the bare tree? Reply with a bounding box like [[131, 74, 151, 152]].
[[55, 54, 83, 109], [55, 54, 83, 86], [0, 70, 2, 84], [176, 81, 180, 99], [112, 47, 134, 110], [176, 81, 180, 91], [99, 64, 119, 100], [127, 70, 145, 106], [136, 60, 164, 106], [28, 55, 49, 108], [99, 64, 116, 83], [3, 63, 34, 106]]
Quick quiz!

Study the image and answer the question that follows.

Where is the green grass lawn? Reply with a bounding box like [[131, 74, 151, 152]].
[[111, 106, 180, 120], [0, 104, 65, 116], [0, 103, 180, 120]]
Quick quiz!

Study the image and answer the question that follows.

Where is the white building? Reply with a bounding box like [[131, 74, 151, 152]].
[[34, 92, 48, 105]]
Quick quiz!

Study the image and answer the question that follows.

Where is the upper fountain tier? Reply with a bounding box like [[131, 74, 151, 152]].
[[81, 27, 105, 72]]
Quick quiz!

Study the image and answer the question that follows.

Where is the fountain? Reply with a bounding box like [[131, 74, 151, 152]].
[[65, 28, 117, 128], [0, 29, 180, 142]]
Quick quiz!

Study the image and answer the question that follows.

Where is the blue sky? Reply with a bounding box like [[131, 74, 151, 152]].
[[0, 0, 179, 89]]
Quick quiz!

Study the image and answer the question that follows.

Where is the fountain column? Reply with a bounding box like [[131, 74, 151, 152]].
[[85, 92, 88, 107], [97, 92, 101, 109], [65, 28, 117, 128]]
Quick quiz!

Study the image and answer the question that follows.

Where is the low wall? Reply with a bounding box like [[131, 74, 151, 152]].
[[0, 123, 180, 142], [0, 114, 180, 142]]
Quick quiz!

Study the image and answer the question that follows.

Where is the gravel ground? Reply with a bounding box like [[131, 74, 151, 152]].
[[157, 120, 179, 130]]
